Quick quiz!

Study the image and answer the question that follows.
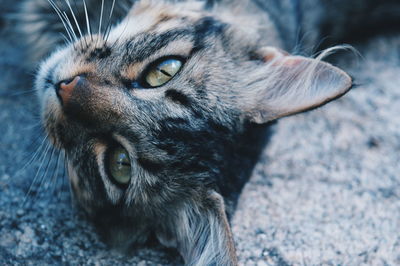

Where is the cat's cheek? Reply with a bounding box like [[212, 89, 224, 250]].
[[67, 162, 95, 216], [41, 88, 62, 120], [94, 142, 125, 205], [40, 89, 67, 147]]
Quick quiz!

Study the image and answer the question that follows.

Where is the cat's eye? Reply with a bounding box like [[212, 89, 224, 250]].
[[144, 58, 183, 87], [108, 146, 131, 185]]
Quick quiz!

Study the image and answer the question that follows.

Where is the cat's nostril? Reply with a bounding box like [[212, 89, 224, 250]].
[[55, 76, 81, 105]]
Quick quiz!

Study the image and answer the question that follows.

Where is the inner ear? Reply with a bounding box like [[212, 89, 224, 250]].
[[242, 46, 353, 123], [256, 46, 289, 62]]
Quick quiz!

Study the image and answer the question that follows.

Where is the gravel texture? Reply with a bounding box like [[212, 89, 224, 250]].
[[1, 4, 399, 266]]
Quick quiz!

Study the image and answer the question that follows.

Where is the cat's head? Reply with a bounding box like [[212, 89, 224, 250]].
[[34, 0, 351, 254]]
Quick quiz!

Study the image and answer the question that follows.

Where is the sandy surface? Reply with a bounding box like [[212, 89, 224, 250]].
[[0, 4, 399, 266]]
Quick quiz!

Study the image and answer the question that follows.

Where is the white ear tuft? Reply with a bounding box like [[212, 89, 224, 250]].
[[242, 46, 352, 123]]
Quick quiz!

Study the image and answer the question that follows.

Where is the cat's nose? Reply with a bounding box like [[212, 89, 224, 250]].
[[55, 76, 81, 105]]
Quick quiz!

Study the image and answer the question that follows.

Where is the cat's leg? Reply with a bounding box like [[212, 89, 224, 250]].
[[157, 191, 238, 266]]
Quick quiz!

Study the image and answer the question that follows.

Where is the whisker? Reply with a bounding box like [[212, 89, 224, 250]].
[[22, 141, 52, 207], [60, 33, 71, 45], [99, 0, 105, 36], [63, 11, 79, 43], [33, 146, 58, 202], [64, 152, 77, 219], [51, 150, 66, 198], [23, 129, 45, 152], [65, 0, 85, 48], [110, 16, 131, 50], [44, 148, 62, 193], [23, 129, 43, 148], [47, 0, 73, 43], [72, 0, 88, 48], [16, 135, 48, 177], [48, 0, 78, 45], [0, 88, 38, 98], [21, 122, 43, 132], [96, 0, 105, 47], [48, 0, 75, 42], [104, 0, 117, 43], [82, 0, 93, 42]]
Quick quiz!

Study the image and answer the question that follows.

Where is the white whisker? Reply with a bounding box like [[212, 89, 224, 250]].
[[104, 0, 117, 43], [22, 141, 52, 207], [50, 0, 78, 44], [47, 0, 73, 43], [95, 0, 105, 48], [110, 16, 131, 49], [34, 146, 58, 201], [16, 135, 48, 177], [63, 11, 78, 42], [109, 0, 116, 21], [65, 0, 84, 48], [45, 151, 61, 192], [60, 33, 70, 45], [83, 0, 92, 41], [98, 0, 105, 36]]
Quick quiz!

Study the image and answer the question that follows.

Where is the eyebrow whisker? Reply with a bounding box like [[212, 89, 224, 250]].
[[72, 0, 89, 48], [82, 0, 93, 42], [49, 0, 79, 47], [110, 16, 131, 50], [60, 33, 71, 45], [65, 0, 85, 49], [63, 11, 79, 44], [96, 0, 105, 47], [47, 0, 73, 44], [104, 0, 116, 43]]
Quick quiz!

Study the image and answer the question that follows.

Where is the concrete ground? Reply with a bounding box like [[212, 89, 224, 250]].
[[233, 35, 400, 265], [0, 4, 399, 266]]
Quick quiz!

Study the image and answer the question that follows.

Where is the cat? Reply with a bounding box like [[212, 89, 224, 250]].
[[15, 0, 400, 265]]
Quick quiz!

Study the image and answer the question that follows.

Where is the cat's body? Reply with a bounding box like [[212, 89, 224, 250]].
[[15, 0, 400, 265]]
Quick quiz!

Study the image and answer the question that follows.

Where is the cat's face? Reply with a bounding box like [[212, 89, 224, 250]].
[[36, 1, 254, 245], [34, 0, 352, 251]]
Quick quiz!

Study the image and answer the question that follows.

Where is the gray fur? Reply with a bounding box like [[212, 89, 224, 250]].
[[12, 0, 400, 265]]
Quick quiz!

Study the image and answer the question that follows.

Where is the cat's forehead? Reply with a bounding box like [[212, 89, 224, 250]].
[[43, 2, 227, 86], [108, 1, 205, 44]]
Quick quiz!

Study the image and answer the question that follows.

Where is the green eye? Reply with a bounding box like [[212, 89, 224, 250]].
[[145, 58, 183, 87], [108, 146, 131, 185]]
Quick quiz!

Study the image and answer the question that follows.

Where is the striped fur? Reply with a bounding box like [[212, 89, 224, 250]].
[[15, 0, 399, 264]]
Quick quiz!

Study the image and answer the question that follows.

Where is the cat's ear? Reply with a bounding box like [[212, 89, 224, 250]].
[[240, 46, 352, 123], [156, 191, 237, 266]]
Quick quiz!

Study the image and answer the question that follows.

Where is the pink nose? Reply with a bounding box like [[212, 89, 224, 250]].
[[58, 76, 81, 105]]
